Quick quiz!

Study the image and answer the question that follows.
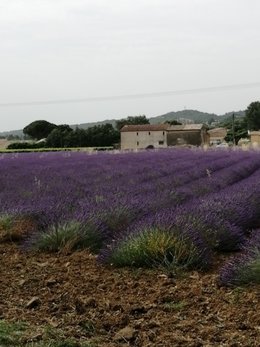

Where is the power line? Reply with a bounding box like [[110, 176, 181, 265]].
[[0, 82, 259, 107]]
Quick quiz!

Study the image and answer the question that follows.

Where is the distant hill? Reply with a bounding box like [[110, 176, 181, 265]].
[[0, 109, 245, 137], [150, 109, 217, 124], [0, 129, 25, 138], [72, 109, 245, 128], [149, 109, 245, 125], [219, 110, 245, 120], [70, 118, 117, 130]]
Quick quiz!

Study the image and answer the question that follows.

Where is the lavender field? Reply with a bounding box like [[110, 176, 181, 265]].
[[0, 148, 260, 286]]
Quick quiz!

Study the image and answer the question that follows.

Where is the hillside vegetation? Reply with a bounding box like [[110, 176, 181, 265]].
[[0, 109, 245, 138]]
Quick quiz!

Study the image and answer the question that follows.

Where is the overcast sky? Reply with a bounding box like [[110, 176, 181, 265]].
[[0, 0, 260, 131]]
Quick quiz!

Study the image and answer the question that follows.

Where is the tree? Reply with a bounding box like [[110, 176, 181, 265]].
[[65, 128, 89, 147], [116, 115, 150, 131], [23, 120, 57, 140], [164, 120, 182, 125], [45, 125, 72, 148], [86, 124, 120, 147], [45, 123, 119, 148], [6, 134, 21, 141], [56, 124, 73, 133], [221, 116, 248, 145], [245, 101, 260, 130]]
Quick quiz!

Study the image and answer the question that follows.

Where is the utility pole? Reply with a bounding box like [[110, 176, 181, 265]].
[[232, 113, 235, 145]]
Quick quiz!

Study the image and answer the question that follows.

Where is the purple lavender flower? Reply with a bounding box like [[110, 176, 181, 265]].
[[219, 231, 260, 286], [0, 149, 259, 269]]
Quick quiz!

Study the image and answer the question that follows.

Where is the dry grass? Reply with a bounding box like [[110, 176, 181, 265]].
[[0, 139, 11, 149]]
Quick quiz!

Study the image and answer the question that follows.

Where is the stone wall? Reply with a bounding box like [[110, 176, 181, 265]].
[[121, 131, 167, 150]]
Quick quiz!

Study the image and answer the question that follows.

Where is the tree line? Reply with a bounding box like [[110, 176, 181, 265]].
[[6, 101, 260, 149], [222, 101, 260, 144], [7, 115, 151, 149]]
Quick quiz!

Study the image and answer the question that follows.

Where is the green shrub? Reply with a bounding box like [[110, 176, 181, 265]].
[[108, 227, 201, 270], [0, 214, 16, 242], [0, 213, 14, 231], [31, 221, 102, 253], [7, 142, 45, 150]]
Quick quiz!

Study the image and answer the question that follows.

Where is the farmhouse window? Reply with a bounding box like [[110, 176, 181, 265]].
[[159, 141, 164, 145], [137, 141, 139, 146], [137, 132, 138, 136], [149, 132, 151, 135], [163, 131, 165, 135]]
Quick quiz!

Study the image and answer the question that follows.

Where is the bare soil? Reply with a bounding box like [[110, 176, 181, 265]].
[[0, 242, 259, 347]]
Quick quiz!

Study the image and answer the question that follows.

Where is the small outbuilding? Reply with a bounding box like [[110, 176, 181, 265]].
[[166, 124, 209, 147], [250, 131, 260, 147], [207, 127, 227, 146]]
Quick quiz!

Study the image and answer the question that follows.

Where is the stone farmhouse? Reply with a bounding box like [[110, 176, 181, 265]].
[[120, 124, 209, 150]]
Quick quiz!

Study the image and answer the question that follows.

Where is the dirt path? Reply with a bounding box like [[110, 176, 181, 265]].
[[0, 243, 259, 346]]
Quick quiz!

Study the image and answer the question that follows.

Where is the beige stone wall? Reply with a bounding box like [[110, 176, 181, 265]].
[[209, 135, 226, 142], [208, 128, 227, 145], [202, 129, 210, 145], [250, 132, 260, 146], [121, 131, 167, 150], [167, 130, 208, 146]]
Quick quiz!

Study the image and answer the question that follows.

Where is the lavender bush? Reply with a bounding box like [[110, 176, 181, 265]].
[[99, 207, 213, 270], [28, 217, 104, 253], [100, 224, 211, 270], [169, 203, 246, 252], [219, 231, 260, 286]]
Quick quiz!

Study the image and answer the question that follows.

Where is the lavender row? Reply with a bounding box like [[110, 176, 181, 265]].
[[219, 231, 260, 286], [0, 149, 260, 275], [1, 150, 259, 231]]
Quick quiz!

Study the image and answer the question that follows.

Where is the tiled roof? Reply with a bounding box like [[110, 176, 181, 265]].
[[207, 127, 227, 134], [120, 123, 207, 132], [120, 124, 169, 132], [167, 124, 206, 131]]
